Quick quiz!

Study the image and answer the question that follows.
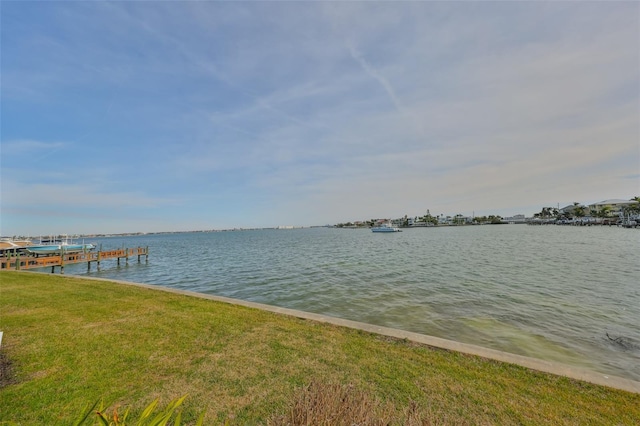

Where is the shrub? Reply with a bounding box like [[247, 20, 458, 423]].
[[73, 395, 204, 426]]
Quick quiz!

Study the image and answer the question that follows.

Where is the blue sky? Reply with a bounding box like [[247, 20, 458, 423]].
[[1, 2, 638, 235]]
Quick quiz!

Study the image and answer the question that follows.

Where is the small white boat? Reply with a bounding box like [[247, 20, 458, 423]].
[[371, 223, 402, 233]]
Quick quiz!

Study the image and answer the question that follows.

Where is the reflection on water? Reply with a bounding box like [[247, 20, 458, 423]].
[[59, 225, 640, 381]]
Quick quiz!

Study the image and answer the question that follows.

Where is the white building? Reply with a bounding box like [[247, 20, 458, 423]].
[[588, 199, 639, 217]]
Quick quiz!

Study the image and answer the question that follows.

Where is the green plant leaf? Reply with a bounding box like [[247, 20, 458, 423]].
[[95, 411, 110, 426], [148, 408, 176, 426], [72, 400, 100, 426], [173, 410, 182, 425], [145, 395, 187, 426], [138, 399, 159, 421]]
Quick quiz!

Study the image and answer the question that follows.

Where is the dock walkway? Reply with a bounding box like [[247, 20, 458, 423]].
[[0, 247, 148, 273]]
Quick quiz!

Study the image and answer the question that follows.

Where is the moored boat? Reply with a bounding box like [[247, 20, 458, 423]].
[[26, 243, 96, 255], [25, 236, 96, 255], [371, 223, 402, 233]]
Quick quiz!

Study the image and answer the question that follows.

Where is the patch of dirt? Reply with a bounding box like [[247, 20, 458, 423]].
[[0, 348, 18, 388]]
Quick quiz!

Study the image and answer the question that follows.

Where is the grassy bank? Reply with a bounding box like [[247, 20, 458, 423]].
[[0, 271, 638, 424]]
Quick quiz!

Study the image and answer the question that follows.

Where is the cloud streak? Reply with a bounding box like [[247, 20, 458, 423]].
[[347, 42, 404, 112]]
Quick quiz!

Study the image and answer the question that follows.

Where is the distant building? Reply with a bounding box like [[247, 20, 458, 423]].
[[588, 199, 639, 217], [438, 216, 450, 225], [503, 214, 526, 223]]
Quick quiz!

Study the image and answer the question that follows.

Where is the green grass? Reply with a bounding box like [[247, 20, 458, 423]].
[[1, 271, 638, 424]]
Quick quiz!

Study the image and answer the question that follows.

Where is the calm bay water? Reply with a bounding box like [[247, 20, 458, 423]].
[[61, 225, 639, 381]]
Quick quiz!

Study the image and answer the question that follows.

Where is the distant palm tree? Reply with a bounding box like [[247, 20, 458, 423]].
[[538, 207, 559, 219], [596, 205, 612, 218]]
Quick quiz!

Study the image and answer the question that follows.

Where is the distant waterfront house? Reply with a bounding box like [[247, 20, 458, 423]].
[[503, 214, 527, 223], [371, 219, 393, 227], [588, 199, 639, 217], [391, 218, 405, 227]]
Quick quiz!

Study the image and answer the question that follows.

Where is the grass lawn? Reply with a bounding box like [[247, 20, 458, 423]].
[[1, 271, 638, 424]]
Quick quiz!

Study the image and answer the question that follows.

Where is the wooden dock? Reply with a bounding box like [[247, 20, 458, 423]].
[[0, 247, 148, 273]]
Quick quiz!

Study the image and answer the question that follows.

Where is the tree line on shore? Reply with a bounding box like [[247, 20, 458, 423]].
[[336, 197, 640, 228], [534, 197, 640, 220], [336, 210, 504, 228]]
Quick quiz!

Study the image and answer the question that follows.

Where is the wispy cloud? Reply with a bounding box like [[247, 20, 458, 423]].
[[1, 1, 638, 233], [2, 139, 67, 155], [2, 178, 176, 210], [347, 42, 403, 112]]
